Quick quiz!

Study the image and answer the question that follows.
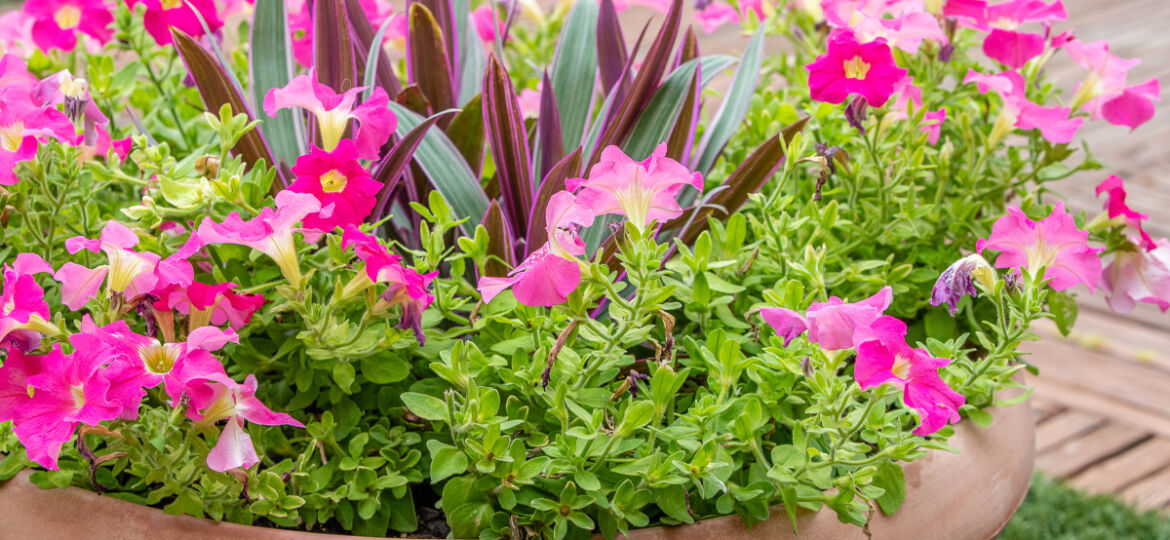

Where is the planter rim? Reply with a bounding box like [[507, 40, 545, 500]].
[[0, 398, 1034, 540]]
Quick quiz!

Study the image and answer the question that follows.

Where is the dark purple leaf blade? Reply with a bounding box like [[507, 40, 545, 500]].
[[408, 2, 457, 124], [314, 0, 357, 93], [481, 200, 516, 277], [536, 71, 566, 181], [482, 54, 535, 243], [370, 109, 460, 222]]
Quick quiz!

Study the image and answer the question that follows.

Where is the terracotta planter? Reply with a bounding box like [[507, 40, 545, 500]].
[[0, 399, 1033, 540]]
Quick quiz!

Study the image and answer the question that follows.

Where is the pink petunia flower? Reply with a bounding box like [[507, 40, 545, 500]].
[[0, 253, 58, 352], [0, 91, 78, 186], [478, 191, 595, 307], [567, 143, 701, 231], [23, 0, 113, 52], [0, 10, 38, 58], [288, 141, 383, 232], [760, 286, 893, 350], [980, 0, 1066, 68], [472, 5, 501, 43], [1063, 39, 1160, 131], [693, 0, 763, 34], [854, 316, 966, 436], [340, 226, 437, 343], [806, 29, 909, 107], [179, 373, 303, 472], [197, 190, 322, 284], [153, 281, 265, 331], [976, 202, 1103, 292], [1096, 175, 1155, 250], [124, 0, 223, 46], [822, 0, 946, 54], [1102, 240, 1170, 314], [964, 69, 1082, 145], [0, 345, 123, 469], [263, 71, 396, 160], [56, 220, 162, 310]]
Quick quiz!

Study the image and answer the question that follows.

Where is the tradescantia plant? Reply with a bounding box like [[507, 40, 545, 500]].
[[0, 0, 1165, 539]]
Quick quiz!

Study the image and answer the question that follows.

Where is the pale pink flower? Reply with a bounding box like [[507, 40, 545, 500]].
[[288, 141, 382, 231], [964, 69, 1082, 144], [1063, 39, 1160, 130], [0, 91, 78, 186], [56, 220, 162, 310], [125, 0, 222, 46], [567, 143, 701, 230], [823, 0, 946, 54], [976, 202, 1103, 292], [472, 5, 501, 43], [1102, 240, 1170, 314], [854, 316, 965, 436], [197, 190, 322, 284], [760, 286, 893, 350], [0, 11, 38, 58], [180, 373, 302, 472], [806, 29, 909, 107], [263, 70, 396, 159], [23, 0, 113, 52], [692, 0, 763, 34]]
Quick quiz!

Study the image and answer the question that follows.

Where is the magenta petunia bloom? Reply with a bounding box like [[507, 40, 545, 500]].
[[1102, 240, 1170, 314], [822, 0, 946, 54], [264, 71, 396, 160], [197, 190, 322, 284], [0, 90, 78, 186], [760, 286, 893, 350], [1063, 39, 1161, 131], [976, 202, 1103, 292], [178, 372, 303, 472], [478, 192, 595, 307], [806, 29, 909, 107], [567, 143, 701, 231], [854, 316, 966, 436], [340, 226, 437, 343], [0, 346, 123, 469], [1096, 175, 1155, 250], [154, 281, 265, 331], [23, 0, 113, 52], [288, 141, 382, 232], [0, 253, 56, 352], [124, 0, 222, 46], [964, 69, 1082, 144], [981, 0, 1066, 68], [56, 220, 161, 310]]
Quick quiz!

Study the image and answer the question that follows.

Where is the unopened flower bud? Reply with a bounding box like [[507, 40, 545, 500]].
[[845, 96, 868, 134]]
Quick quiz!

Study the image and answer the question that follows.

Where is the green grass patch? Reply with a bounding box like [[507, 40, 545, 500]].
[[1002, 474, 1170, 539]]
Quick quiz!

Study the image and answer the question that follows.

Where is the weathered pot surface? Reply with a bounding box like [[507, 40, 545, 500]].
[[0, 399, 1033, 540]]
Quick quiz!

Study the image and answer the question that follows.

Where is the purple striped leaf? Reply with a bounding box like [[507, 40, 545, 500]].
[[408, 3, 457, 126], [171, 29, 284, 189], [535, 71, 566, 181], [481, 200, 516, 277], [483, 54, 534, 243], [370, 109, 459, 222], [345, 0, 402, 99], [665, 66, 701, 164], [448, 94, 486, 176], [596, 0, 627, 97], [314, 0, 357, 93]]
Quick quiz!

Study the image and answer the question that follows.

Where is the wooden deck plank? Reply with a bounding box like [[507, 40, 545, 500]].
[[1120, 466, 1170, 511], [1030, 377, 1170, 439], [1068, 438, 1170, 495], [1031, 397, 1066, 425], [1021, 337, 1170, 419], [1035, 424, 1150, 479], [1035, 410, 1107, 455]]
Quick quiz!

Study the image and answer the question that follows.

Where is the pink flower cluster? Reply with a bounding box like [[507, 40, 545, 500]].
[[478, 144, 701, 307], [760, 287, 966, 436], [342, 226, 438, 344], [976, 202, 1102, 292]]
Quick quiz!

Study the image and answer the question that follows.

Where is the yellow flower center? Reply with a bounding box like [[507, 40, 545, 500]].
[[990, 17, 1016, 31], [139, 342, 181, 375], [316, 109, 351, 153], [2, 296, 15, 315], [106, 249, 154, 294], [843, 56, 871, 80], [161, 0, 184, 9], [54, 6, 82, 29], [891, 355, 911, 380], [71, 384, 86, 409], [0, 123, 25, 152], [319, 169, 348, 193]]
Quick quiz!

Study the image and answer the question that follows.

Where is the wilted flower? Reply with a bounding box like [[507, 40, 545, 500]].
[[760, 286, 893, 349], [854, 316, 965, 436], [931, 254, 997, 314], [976, 202, 1103, 292], [263, 71, 396, 160], [806, 29, 908, 107]]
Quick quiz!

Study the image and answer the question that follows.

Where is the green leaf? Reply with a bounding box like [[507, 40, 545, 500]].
[[447, 502, 494, 538], [615, 401, 656, 438], [360, 353, 410, 384], [387, 101, 488, 235], [654, 485, 694, 524], [550, 0, 599, 150], [401, 392, 449, 421], [427, 440, 469, 483], [1049, 290, 1078, 337], [873, 462, 906, 516], [250, 0, 305, 167], [622, 56, 737, 160], [692, 25, 766, 176], [332, 361, 356, 391]]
